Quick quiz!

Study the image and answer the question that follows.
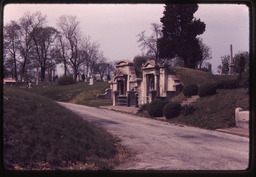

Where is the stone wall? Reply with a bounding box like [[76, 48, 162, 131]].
[[96, 88, 112, 99]]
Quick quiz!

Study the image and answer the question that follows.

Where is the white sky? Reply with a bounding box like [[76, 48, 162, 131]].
[[3, 3, 249, 74]]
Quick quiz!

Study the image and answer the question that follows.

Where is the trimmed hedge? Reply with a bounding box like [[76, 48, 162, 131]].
[[163, 102, 181, 119], [58, 75, 76, 85], [198, 83, 217, 97], [182, 104, 196, 116], [147, 99, 169, 117], [183, 84, 198, 97], [216, 80, 238, 89]]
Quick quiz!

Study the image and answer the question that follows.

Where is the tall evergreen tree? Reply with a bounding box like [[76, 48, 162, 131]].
[[159, 4, 206, 68]]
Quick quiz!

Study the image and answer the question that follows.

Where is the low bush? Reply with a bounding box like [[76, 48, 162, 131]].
[[57, 75, 76, 85], [163, 102, 181, 119], [182, 104, 196, 116], [217, 80, 237, 89], [147, 99, 169, 117], [237, 71, 249, 88], [198, 83, 217, 97], [138, 104, 148, 113], [183, 84, 198, 97]]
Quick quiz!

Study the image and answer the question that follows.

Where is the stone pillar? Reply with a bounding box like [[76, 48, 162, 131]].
[[142, 73, 147, 98], [135, 93, 139, 107], [154, 72, 157, 90], [159, 67, 166, 97], [113, 91, 119, 106], [127, 93, 130, 107]]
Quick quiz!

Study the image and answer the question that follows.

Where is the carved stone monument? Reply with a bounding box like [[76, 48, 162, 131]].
[[110, 60, 181, 106]]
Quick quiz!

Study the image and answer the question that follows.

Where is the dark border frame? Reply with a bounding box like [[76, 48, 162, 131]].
[[0, 0, 255, 177]]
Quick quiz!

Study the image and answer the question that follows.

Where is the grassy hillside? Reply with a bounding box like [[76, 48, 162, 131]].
[[168, 88, 249, 130], [171, 67, 238, 86], [169, 67, 240, 103], [3, 86, 121, 170], [171, 67, 217, 86], [164, 67, 249, 129], [30, 82, 112, 107]]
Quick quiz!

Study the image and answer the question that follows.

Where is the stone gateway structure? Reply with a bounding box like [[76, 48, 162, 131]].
[[110, 60, 182, 106]]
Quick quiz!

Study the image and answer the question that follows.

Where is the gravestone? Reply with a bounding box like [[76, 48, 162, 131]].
[[28, 83, 32, 88], [235, 107, 249, 128], [89, 78, 94, 85]]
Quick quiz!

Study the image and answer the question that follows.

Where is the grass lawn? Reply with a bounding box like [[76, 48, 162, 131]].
[[171, 66, 239, 87], [29, 81, 112, 107], [3, 86, 123, 170], [167, 88, 249, 130], [171, 67, 218, 86]]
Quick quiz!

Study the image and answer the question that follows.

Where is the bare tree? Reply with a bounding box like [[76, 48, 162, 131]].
[[106, 61, 115, 80], [30, 26, 59, 82], [86, 41, 100, 78], [4, 20, 21, 80], [56, 34, 69, 76], [217, 55, 229, 74], [91, 52, 109, 81], [198, 38, 212, 69], [79, 36, 97, 78], [18, 11, 47, 82], [57, 15, 83, 81], [137, 23, 162, 62]]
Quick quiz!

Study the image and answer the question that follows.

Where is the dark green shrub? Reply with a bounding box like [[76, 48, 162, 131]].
[[183, 84, 198, 97], [57, 75, 76, 85], [138, 104, 149, 113], [182, 104, 196, 116], [237, 71, 249, 88], [163, 102, 181, 119], [147, 99, 169, 117], [198, 83, 217, 97], [217, 80, 237, 89]]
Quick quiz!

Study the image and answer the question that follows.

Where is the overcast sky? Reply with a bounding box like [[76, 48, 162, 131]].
[[3, 3, 249, 74]]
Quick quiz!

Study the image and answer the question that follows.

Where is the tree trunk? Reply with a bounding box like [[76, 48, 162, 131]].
[[21, 64, 26, 82], [14, 55, 17, 81], [64, 60, 67, 76], [86, 63, 89, 78], [41, 67, 45, 82], [73, 68, 77, 81]]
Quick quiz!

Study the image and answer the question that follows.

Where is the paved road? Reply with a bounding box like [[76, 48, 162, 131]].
[[57, 102, 249, 170]]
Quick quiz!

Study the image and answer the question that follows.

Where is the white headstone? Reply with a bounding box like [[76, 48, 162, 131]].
[[89, 78, 94, 85], [28, 83, 32, 88]]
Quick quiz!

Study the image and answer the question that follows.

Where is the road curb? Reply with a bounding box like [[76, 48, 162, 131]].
[[216, 128, 249, 137]]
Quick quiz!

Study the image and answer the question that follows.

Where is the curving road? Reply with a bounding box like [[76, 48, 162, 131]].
[[57, 102, 249, 170]]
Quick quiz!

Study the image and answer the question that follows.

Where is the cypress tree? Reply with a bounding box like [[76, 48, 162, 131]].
[[159, 4, 206, 68]]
